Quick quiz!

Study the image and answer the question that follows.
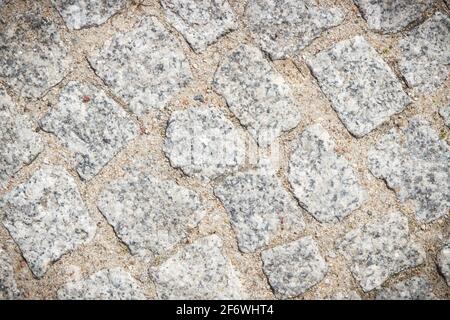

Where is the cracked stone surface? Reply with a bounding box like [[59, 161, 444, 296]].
[[52, 0, 126, 30], [398, 12, 450, 93], [262, 236, 328, 298], [337, 212, 425, 292], [0, 166, 95, 278], [0, 8, 72, 99], [161, 0, 237, 53], [213, 44, 301, 147], [306, 36, 410, 137], [0, 249, 21, 300], [164, 106, 245, 180], [0, 87, 43, 189], [440, 103, 450, 127], [368, 117, 449, 223], [438, 240, 450, 287], [150, 235, 244, 299], [214, 164, 304, 253], [288, 124, 366, 223], [88, 16, 192, 116], [97, 173, 205, 262], [376, 277, 435, 300], [354, 0, 435, 34], [57, 268, 146, 300], [245, 0, 344, 60], [40, 81, 139, 181]]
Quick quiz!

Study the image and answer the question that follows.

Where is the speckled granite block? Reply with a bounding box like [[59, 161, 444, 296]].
[[440, 103, 450, 127], [0, 250, 21, 299], [438, 240, 450, 287], [376, 277, 435, 300]]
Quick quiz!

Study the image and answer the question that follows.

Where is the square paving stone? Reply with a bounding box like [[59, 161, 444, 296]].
[[97, 174, 205, 262], [57, 268, 146, 300], [1, 87, 43, 188], [368, 117, 449, 222], [52, 0, 127, 30], [306, 36, 410, 137], [376, 277, 435, 300], [261, 236, 328, 298], [0, 166, 96, 278], [161, 0, 237, 53], [213, 44, 301, 147], [150, 235, 244, 299], [0, 9, 72, 99], [288, 124, 366, 223], [245, 0, 344, 60], [354, 0, 435, 34], [337, 212, 425, 292], [214, 165, 304, 253], [88, 16, 192, 116], [398, 12, 450, 93], [438, 240, 450, 287], [0, 249, 21, 299], [40, 81, 139, 181]]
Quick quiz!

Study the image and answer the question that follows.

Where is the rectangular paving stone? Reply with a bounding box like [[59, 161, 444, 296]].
[[398, 12, 450, 93], [337, 212, 425, 292], [0, 166, 96, 278], [40, 81, 139, 181], [213, 44, 301, 147], [376, 277, 435, 300], [0, 249, 21, 299], [288, 124, 366, 223], [438, 240, 450, 287], [368, 117, 449, 222], [261, 236, 328, 298], [161, 0, 237, 53], [306, 36, 410, 137]]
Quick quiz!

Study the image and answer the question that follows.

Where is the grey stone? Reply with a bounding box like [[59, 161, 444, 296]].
[[288, 124, 366, 223], [438, 240, 450, 287], [306, 36, 410, 137], [88, 16, 192, 116], [0, 87, 43, 188], [354, 0, 435, 33], [150, 234, 244, 299], [214, 164, 304, 253], [40, 81, 139, 181], [97, 174, 205, 262], [52, 0, 126, 30], [398, 12, 450, 93], [213, 44, 301, 147], [57, 267, 146, 300], [261, 236, 328, 298], [0, 9, 72, 99], [0, 166, 95, 278], [161, 0, 237, 53], [439, 103, 450, 127], [376, 277, 435, 300], [368, 117, 449, 222], [337, 212, 425, 292], [164, 106, 245, 180], [245, 0, 344, 60], [326, 291, 361, 300], [0, 249, 21, 300]]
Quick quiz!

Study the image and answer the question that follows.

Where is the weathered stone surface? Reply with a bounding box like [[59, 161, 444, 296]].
[[245, 0, 344, 60], [438, 240, 450, 287], [306, 36, 410, 137], [354, 0, 435, 33], [150, 235, 244, 299], [326, 291, 361, 300], [439, 103, 450, 127], [57, 268, 146, 300], [164, 107, 245, 180], [88, 16, 192, 116], [261, 236, 328, 298], [97, 173, 205, 262], [376, 277, 435, 300], [213, 44, 301, 147], [0, 9, 72, 99], [337, 212, 425, 292], [0, 87, 43, 188], [52, 0, 126, 30], [161, 0, 237, 53], [368, 117, 449, 222], [288, 124, 366, 223], [0, 249, 21, 299], [40, 81, 139, 181], [0, 166, 95, 278], [398, 12, 450, 93], [214, 165, 304, 252]]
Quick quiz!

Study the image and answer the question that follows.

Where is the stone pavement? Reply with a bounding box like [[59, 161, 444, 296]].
[[0, 0, 449, 300]]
